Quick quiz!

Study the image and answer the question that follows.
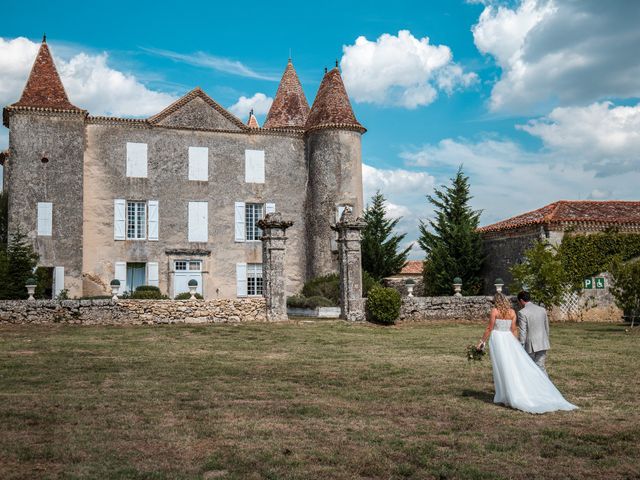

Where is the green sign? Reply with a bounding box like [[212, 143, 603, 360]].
[[584, 278, 593, 289], [595, 278, 605, 289]]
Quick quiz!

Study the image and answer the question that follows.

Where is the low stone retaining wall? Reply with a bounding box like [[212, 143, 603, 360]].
[[0, 298, 267, 325], [287, 307, 341, 318], [400, 296, 495, 322]]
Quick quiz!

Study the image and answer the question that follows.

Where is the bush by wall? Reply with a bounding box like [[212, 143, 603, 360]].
[[174, 292, 204, 300], [366, 285, 401, 325], [130, 286, 168, 300], [287, 294, 335, 309]]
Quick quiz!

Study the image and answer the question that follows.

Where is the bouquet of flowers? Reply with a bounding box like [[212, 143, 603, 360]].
[[466, 343, 487, 362]]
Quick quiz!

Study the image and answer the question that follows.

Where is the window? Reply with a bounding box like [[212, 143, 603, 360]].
[[175, 260, 201, 271], [245, 149, 265, 183], [188, 146, 208, 181], [245, 203, 264, 241], [127, 201, 146, 239], [126, 142, 148, 178], [247, 263, 263, 296], [188, 202, 208, 242], [126, 263, 146, 292], [37, 202, 52, 236]]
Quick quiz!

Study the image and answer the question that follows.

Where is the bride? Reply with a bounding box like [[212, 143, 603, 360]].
[[477, 293, 578, 414]]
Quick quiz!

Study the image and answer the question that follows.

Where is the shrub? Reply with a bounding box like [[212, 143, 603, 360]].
[[609, 258, 640, 323], [366, 285, 401, 325], [362, 270, 380, 297], [287, 294, 336, 309], [302, 274, 340, 304], [174, 292, 204, 300], [130, 285, 167, 299]]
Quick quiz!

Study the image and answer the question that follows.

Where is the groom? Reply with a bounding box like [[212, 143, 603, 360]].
[[517, 291, 551, 374]]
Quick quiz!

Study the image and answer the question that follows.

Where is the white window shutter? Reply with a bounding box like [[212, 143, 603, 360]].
[[147, 262, 159, 287], [126, 142, 148, 178], [37, 202, 53, 236], [188, 147, 208, 181], [245, 149, 265, 183], [234, 201, 246, 242], [188, 202, 208, 242], [53, 266, 64, 297], [114, 199, 126, 240], [236, 262, 248, 297], [148, 200, 159, 241], [336, 205, 346, 223], [265, 203, 275, 215], [114, 262, 127, 294]]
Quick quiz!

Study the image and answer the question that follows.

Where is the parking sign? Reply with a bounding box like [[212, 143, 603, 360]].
[[584, 278, 593, 289], [595, 278, 605, 289]]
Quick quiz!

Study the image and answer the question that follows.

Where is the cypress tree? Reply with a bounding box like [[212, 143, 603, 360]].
[[418, 166, 484, 295], [361, 191, 412, 281], [0, 227, 39, 299]]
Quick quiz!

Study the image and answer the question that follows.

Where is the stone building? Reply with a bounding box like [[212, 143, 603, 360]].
[[383, 260, 425, 296], [1, 37, 366, 299], [479, 200, 640, 294]]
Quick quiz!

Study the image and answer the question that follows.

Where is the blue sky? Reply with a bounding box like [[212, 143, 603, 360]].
[[2, 0, 640, 258]]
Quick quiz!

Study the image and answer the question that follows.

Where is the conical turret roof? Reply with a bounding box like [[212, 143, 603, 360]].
[[247, 110, 260, 128], [13, 36, 81, 111], [305, 67, 364, 133], [263, 59, 310, 129]]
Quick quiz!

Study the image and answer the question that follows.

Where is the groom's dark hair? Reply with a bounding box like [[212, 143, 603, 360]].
[[517, 291, 531, 302]]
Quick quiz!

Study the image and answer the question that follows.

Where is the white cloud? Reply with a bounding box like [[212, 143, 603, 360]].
[[228, 93, 273, 120], [362, 163, 435, 259], [472, 0, 640, 113], [518, 102, 640, 176], [341, 30, 477, 109], [401, 136, 640, 228], [0, 37, 177, 117], [142, 47, 279, 81]]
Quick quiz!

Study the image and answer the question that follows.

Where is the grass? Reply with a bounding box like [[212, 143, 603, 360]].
[[0, 320, 638, 479]]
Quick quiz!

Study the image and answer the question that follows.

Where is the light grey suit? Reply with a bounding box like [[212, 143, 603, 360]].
[[518, 302, 551, 373]]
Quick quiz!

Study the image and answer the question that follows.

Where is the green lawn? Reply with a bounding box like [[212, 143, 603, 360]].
[[0, 321, 638, 479]]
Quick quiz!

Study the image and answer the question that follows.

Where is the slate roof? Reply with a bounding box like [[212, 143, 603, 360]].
[[263, 60, 310, 129], [305, 67, 365, 133], [12, 37, 81, 111], [478, 201, 640, 233]]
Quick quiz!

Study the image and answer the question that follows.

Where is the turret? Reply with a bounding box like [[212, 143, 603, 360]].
[[264, 59, 310, 129], [304, 66, 366, 279], [2, 36, 86, 297]]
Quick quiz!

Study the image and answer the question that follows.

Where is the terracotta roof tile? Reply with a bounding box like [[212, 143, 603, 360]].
[[479, 201, 640, 233], [13, 38, 80, 111], [263, 60, 309, 129], [247, 111, 260, 128], [305, 67, 365, 133], [400, 261, 424, 275]]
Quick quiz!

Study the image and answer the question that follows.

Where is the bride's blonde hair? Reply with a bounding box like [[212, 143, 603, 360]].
[[493, 292, 512, 318]]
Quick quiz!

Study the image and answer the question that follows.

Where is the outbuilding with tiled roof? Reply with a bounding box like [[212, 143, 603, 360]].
[[479, 200, 640, 294]]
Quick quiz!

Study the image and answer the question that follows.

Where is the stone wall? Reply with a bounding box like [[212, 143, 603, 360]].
[[0, 298, 267, 325], [383, 276, 425, 297], [400, 296, 496, 322]]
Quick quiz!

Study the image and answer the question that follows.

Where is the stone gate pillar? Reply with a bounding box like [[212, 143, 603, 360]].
[[332, 207, 366, 321], [258, 213, 294, 322]]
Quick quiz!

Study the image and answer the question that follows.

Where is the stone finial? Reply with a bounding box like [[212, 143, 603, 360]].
[[257, 212, 294, 230]]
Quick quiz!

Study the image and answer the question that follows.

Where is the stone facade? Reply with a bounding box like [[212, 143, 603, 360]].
[[0, 298, 266, 325], [2, 39, 365, 301]]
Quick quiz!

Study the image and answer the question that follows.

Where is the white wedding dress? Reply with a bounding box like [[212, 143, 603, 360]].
[[489, 319, 578, 414]]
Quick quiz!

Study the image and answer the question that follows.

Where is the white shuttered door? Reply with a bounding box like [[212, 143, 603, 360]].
[[37, 202, 53, 236], [147, 262, 159, 287], [53, 266, 64, 298], [114, 199, 126, 240], [188, 147, 208, 181], [114, 262, 127, 294], [234, 202, 246, 242], [188, 202, 208, 242], [244, 149, 265, 183], [148, 200, 159, 241], [236, 263, 248, 297]]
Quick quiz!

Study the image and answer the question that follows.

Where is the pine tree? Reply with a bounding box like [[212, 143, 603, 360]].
[[418, 166, 484, 295], [361, 191, 412, 281], [0, 227, 39, 299]]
